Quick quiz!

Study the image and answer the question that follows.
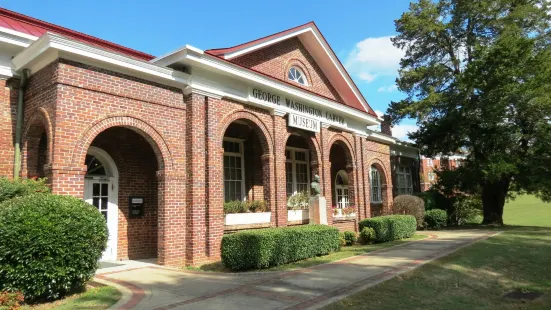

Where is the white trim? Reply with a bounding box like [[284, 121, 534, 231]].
[[0, 26, 36, 48], [0, 65, 14, 79], [84, 146, 119, 262], [12, 32, 190, 87], [184, 49, 380, 126], [224, 28, 311, 59], [334, 170, 349, 209], [224, 212, 271, 226]]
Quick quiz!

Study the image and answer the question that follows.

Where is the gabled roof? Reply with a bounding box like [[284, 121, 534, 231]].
[[205, 22, 377, 117], [0, 7, 154, 61]]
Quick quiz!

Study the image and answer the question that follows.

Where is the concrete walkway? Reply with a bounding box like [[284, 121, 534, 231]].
[[96, 230, 497, 310]]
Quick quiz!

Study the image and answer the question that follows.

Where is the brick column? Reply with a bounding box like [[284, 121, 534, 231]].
[[157, 170, 186, 266], [205, 97, 223, 260], [272, 113, 287, 227], [354, 135, 366, 221], [361, 138, 371, 219], [185, 93, 207, 265], [320, 124, 333, 225]]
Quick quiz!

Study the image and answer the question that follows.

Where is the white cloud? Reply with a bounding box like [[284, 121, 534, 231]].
[[374, 110, 385, 118], [392, 124, 419, 142], [358, 72, 377, 82], [377, 85, 398, 93], [346, 36, 405, 83]]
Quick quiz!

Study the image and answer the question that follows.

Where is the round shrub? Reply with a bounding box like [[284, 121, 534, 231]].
[[392, 195, 425, 227], [359, 227, 376, 244], [424, 209, 448, 229], [343, 231, 357, 246], [0, 194, 108, 301], [338, 232, 347, 247]]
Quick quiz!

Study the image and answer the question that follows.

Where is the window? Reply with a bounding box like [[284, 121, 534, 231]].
[[85, 155, 107, 177], [396, 166, 413, 195], [370, 166, 382, 203], [288, 66, 308, 86], [428, 172, 435, 182], [285, 147, 310, 197], [335, 170, 349, 209], [427, 158, 433, 167], [223, 139, 245, 202]]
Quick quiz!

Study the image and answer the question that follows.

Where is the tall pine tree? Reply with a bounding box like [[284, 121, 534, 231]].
[[388, 0, 551, 224]]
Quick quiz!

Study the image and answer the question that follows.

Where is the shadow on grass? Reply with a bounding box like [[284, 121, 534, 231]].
[[323, 226, 551, 310]]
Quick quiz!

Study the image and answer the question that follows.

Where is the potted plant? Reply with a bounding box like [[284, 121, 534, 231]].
[[224, 200, 271, 226], [343, 205, 357, 217], [333, 205, 342, 217]]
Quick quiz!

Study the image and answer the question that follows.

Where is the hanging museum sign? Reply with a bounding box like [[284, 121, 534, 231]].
[[288, 113, 320, 132]]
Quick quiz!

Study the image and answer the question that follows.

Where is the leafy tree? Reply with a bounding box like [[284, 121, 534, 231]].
[[388, 0, 551, 224]]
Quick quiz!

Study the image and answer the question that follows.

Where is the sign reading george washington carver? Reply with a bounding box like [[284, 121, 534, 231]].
[[288, 113, 320, 133]]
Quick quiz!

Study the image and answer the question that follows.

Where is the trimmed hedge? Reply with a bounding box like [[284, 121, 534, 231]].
[[221, 224, 339, 270], [0, 177, 49, 203], [343, 231, 357, 245], [0, 194, 108, 301], [359, 227, 376, 244], [359, 215, 417, 243], [424, 209, 448, 229]]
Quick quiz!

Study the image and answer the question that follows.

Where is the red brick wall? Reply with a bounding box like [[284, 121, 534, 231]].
[[231, 37, 343, 102], [0, 79, 16, 178], [333, 219, 358, 233]]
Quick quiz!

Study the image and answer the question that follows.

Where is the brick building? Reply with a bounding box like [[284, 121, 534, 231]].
[[420, 155, 465, 191], [0, 8, 420, 266]]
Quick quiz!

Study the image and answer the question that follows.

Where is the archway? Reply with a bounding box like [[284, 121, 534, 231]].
[[84, 126, 161, 260], [222, 119, 271, 205], [369, 160, 391, 216], [23, 112, 52, 179], [329, 140, 355, 212]]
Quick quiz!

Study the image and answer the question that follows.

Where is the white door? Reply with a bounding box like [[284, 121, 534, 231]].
[[85, 178, 118, 261]]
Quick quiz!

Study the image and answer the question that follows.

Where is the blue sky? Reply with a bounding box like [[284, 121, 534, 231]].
[[1, 0, 417, 139]]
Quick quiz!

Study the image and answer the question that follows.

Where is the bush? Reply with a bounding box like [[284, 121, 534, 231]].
[[343, 231, 357, 245], [424, 209, 448, 229], [0, 177, 49, 203], [359, 227, 376, 244], [0, 291, 24, 309], [338, 232, 347, 247], [359, 215, 417, 243], [221, 224, 339, 270], [0, 194, 108, 301], [223, 200, 269, 214], [392, 195, 425, 227], [451, 196, 482, 225]]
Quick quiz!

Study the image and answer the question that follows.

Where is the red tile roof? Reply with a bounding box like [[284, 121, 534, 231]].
[[0, 7, 154, 61]]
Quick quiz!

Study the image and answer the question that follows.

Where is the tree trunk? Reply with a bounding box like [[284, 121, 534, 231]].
[[481, 177, 510, 225]]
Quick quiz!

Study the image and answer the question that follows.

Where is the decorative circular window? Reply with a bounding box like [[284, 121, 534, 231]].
[[288, 66, 308, 86]]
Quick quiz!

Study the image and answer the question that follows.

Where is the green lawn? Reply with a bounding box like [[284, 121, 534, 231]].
[[324, 195, 551, 310], [189, 234, 427, 272], [23, 285, 121, 310]]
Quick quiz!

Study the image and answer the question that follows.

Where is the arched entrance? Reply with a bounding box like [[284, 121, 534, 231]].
[[84, 146, 119, 261], [82, 126, 162, 261], [329, 141, 355, 210]]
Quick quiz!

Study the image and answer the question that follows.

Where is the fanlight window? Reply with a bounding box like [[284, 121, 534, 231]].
[[85, 155, 107, 176], [288, 67, 308, 86]]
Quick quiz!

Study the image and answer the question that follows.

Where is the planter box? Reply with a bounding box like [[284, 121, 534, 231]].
[[333, 212, 356, 219], [224, 212, 271, 226], [287, 209, 309, 222]]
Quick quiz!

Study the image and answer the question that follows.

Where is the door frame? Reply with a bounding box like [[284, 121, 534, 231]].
[[84, 146, 119, 261]]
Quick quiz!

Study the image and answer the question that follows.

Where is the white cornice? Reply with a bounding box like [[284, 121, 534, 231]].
[[0, 26, 36, 48], [0, 65, 14, 79], [184, 49, 379, 126], [12, 32, 190, 87], [224, 28, 311, 59]]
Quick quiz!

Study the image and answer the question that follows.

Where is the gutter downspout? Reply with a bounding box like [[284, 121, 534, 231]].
[[13, 69, 30, 179]]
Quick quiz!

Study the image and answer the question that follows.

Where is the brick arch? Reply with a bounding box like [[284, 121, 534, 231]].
[[22, 108, 53, 178], [284, 58, 312, 87], [284, 129, 321, 173], [219, 110, 274, 155], [328, 134, 355, 165], [368, 158, 391, 186], [71, 116, 173, 170]]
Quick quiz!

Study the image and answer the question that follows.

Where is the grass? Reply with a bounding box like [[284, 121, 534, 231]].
[[188, 234, 427, 272], [323, 195, 551, 310], [22, 285, 121, 310]]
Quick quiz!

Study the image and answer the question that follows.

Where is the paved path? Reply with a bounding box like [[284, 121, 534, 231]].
[[96, 230, 497, 310]]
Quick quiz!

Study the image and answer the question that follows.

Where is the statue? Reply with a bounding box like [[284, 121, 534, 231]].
[[311, 174, 321, 196]]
